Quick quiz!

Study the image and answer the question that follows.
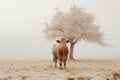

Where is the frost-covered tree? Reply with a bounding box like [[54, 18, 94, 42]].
[[44, 6, 107, 60]]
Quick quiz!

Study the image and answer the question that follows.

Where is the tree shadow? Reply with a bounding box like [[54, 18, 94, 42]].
[[67, 58, 108, 63]]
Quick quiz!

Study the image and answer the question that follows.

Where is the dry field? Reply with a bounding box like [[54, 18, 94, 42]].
[[0, 58, 120, 80]]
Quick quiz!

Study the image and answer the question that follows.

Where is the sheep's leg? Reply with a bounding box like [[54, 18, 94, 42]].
[[59, 59, 62, 69], [54, 58, 57, 68], [64, 61, 66, 69]]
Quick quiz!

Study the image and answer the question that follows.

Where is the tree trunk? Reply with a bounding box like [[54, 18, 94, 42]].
[[69, 42, 75, 60]]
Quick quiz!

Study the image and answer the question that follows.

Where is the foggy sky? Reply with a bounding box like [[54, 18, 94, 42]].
[[0, 0, 120, 59]]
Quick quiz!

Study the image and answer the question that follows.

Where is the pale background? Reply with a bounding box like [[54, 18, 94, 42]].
[[0, 0, 120, 59]]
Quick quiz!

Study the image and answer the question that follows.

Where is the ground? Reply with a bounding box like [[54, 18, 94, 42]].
[[0, 58, 120, 80]]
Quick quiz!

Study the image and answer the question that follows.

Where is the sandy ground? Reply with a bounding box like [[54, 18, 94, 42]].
[[0, 58, 120, 80]]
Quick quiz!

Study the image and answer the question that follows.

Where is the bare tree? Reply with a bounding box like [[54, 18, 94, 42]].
[[44, 6, 107, 60]]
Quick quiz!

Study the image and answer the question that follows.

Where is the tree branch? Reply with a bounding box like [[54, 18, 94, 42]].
[[48, 27, 65, 36], [74, 40, 78, 44], [49, 27, 64, 33]]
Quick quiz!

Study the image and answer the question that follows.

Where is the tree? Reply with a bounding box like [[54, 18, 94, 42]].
[[44, 6, 107, 60]]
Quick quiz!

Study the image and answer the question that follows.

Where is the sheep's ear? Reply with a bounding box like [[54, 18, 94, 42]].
[[66, 40, 69, 43], [56, 40, 60, 43]]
